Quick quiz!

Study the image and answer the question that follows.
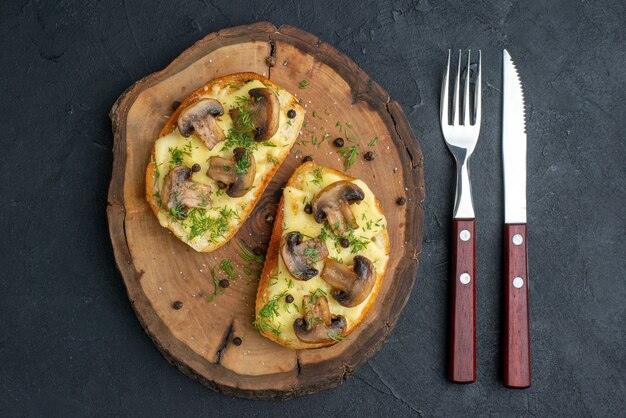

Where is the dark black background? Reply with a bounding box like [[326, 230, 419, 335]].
[[1, 1, 625, 416]]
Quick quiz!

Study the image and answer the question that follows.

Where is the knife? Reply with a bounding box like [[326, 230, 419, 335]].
[[502, 49, 531, 388]]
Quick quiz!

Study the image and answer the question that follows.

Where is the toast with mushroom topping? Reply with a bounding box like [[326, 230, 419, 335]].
[[146, 73, 305, 252], [255, 162, 390, 349]]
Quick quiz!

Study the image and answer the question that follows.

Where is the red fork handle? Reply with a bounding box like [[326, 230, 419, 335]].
[[449, 219, 476, 383], [504, 224, 531, 388]]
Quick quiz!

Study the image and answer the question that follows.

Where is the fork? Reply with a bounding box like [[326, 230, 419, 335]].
[[440, 49, 482, 383]]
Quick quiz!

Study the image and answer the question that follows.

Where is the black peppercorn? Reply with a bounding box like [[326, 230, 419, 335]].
[[303, 155, 313, 163], [333, 137, 344, 147], [172, 301, 183, 310], [217, 181, 227, 189], [340, 238, 350, 248], [396, 196, 407, 205], [287, 109, 296, 119], [364, 151, 375, 161], [233, 337, 242, 346], [172, 101, 181, 110], [265, 213, 275, 224], [285, 294, 294, 303], [219, 279, 230, 288], [253, 247, 264, 257], [304, 204, 313, 214], [191, 163, 201, 172]]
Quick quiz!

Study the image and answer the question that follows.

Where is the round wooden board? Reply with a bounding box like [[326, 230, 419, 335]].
[[108, 22, 425, 400]]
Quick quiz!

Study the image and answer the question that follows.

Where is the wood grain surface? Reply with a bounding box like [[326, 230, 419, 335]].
[[448, 219, 476, 383], [107, 21, 424, 399], [504, 224, 531, 389]]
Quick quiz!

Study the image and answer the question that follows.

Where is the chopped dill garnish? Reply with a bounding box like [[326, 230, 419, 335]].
[[222, 128, 256, 151], [169, 201, 187, 220], [303, 245, 321, 263], [235, 95, 254, 106], [238, 242, 264, 264], [328, 331, 348, 342], [320, 225, 329, 241], [285, 277, 294, 289], [368, 137, 379, 147], [348, 231, 371, 254], [338, 146, 359, 170], [186, 206, 236, 241], [299, 80, 309, 89], [311, 167, 324, 185], [309, 288, 327, 304], [336, 121, 360, 143], [168, 143, 192, 168], [207, 268, 225, 303], [235, 149, 251, 174], [219, 260, 236, 280], [253, 290, 288, 336]]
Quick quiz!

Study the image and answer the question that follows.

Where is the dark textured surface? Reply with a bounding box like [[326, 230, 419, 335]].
[[1, 1, 624, 416]]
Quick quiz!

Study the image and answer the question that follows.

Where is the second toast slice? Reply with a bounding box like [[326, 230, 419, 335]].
[[255, 162, 390, 349]]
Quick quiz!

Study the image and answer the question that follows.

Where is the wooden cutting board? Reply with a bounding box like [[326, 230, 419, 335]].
[[108, 22, 424, 400]]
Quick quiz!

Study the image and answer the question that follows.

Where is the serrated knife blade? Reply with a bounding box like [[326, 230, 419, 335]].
[[502, 49, 531, 389], [502, 49, 527, 224]]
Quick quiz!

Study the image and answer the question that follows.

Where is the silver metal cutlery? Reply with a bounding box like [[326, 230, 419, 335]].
[[440, 49, 531, 388]]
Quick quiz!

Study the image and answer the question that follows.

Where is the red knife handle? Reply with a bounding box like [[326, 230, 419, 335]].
[[449, 219, 476, 383], [504, 224, 531, 388]]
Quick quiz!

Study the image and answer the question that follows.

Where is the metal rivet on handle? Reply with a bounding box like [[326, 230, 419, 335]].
[[512, 234, 523, 245], [459, 229, 471, 241], [513, 276, 524, 288], [460, 273, 471, 285]]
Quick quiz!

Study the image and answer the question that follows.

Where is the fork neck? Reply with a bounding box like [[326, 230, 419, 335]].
[[453, 153, 475, 219]]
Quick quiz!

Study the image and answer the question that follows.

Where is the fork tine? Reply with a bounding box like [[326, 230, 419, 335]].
[[440, 50, 451, 126], [463, 50, 471, 126], [474, 50, 482, 126], [452, 50, 461, 125]]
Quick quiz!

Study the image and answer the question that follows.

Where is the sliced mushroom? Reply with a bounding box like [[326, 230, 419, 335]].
[[280, 231, 329, 280], [311, 180, 365, 234], [207, 147, 256, 198], [161, 166, 212, 211], [321, 256, 376, 307], [177, 98, 225, 150], [293, 295, 347, 344], [229, 88, 280, 141]]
